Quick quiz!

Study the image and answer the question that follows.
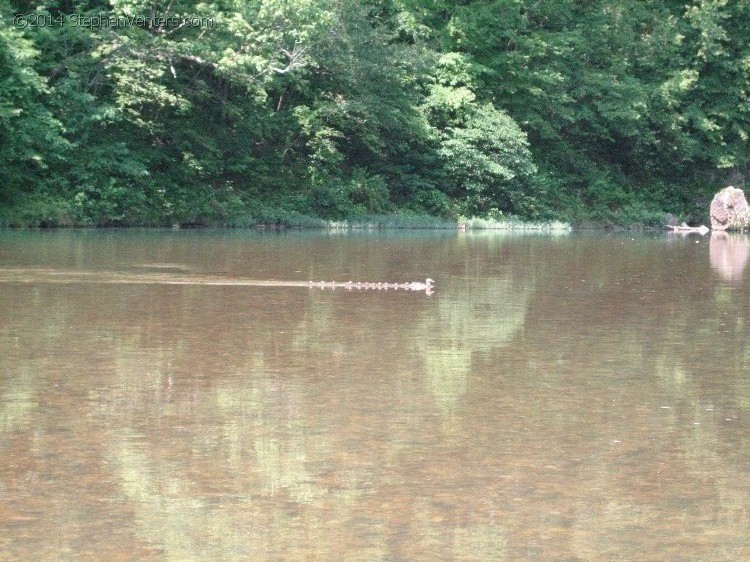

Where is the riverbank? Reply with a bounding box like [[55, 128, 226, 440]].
[[8, 198, 676, 231], [4, 178, 711, 232], [0, 209, 574, 231]]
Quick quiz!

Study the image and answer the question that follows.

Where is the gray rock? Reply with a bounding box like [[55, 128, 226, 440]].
[[710, 186, 750, 231]]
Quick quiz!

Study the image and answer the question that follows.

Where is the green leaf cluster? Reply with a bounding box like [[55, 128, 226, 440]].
[[1, 0, 748, 227]]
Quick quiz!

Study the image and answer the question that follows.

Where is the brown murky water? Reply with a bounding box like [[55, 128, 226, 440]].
[[1, 229, 749, 560]]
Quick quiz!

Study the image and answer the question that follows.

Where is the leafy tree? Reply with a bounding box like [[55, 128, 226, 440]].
[[0, 2, 67, 208], [438, 103, 538, 216], [2, 0, 749, 226]]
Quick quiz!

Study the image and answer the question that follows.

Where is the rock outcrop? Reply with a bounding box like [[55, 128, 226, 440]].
[[710, 186, 750, 231]]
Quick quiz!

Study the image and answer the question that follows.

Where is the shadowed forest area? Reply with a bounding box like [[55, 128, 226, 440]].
[[1, 0, 748, 227]]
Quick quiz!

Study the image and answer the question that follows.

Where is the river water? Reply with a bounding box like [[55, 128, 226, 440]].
[[0, 229, 748, 560]]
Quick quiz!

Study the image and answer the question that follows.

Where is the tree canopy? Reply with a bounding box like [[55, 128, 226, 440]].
[[1, 0, 748, 227]]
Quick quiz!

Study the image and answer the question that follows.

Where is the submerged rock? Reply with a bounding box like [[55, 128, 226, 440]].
[[710, 186, 750, 231]]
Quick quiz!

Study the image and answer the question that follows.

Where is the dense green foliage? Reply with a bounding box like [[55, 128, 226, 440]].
[[1, 0, 748, 227]]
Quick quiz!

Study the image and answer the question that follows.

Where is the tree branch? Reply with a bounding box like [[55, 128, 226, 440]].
[[269, 43, 309, 74]]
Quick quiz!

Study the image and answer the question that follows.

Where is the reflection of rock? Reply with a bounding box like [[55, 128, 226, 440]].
[[709, 231, 750, 282], [710, 186, 750, 231]]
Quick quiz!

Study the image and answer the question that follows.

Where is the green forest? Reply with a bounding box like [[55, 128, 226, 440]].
[[1, 0, 748, 228]]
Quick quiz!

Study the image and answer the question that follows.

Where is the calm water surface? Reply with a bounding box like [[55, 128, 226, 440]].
[[1, 230, 749, 560]]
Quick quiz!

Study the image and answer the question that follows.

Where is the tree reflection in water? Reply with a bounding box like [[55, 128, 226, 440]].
[[0, 231, 749, 560]]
